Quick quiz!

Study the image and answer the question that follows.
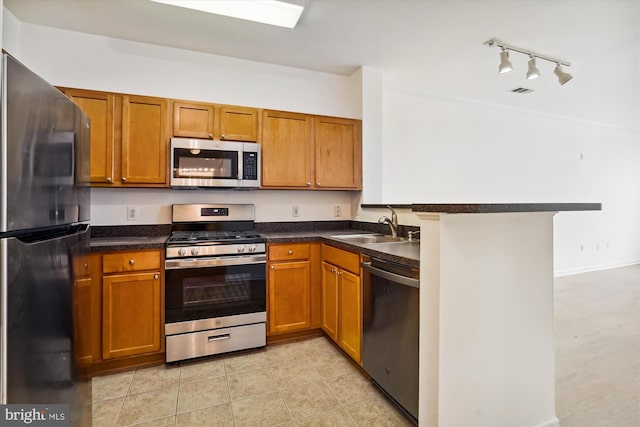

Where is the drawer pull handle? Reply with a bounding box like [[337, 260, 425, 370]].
[[287, 250, 293, 255], [129, 259, 135, 265], [208, 334, 230, 342]]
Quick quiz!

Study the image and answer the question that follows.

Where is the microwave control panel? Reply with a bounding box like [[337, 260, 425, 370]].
[[243, 152, 258, 180]]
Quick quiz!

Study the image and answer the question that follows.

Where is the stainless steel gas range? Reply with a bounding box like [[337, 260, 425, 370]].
[[164, 204, 267, 363]]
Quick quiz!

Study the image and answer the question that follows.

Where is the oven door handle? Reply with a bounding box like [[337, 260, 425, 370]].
[[165, 254, 267, 270]]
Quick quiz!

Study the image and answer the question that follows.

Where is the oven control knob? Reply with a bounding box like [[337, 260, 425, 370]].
[[191, 248, 200, 256], [178, 248, 187, 256], [238, 246, 246, 253], [249, 245, 256, 252]]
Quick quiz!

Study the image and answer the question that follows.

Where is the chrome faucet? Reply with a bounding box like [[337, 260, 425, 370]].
[[378, 206, 398, 237]]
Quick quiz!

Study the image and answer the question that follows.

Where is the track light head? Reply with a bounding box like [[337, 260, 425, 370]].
[[554, 64, 573, 85], [526, 56, 540, 80], [498, 49, 513, 73]]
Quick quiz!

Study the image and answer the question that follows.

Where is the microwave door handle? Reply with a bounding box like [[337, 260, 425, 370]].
[[237, 150, 243, 180]]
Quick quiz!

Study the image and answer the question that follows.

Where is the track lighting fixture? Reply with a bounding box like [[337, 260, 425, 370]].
[[499, 48, 513, 73], [553, 64, 573, 85], [484, 38, 573, 86], [526, 56, 540, 80]]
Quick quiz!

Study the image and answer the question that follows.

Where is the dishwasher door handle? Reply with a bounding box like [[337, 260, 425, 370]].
[[362, 262, 420, 288]]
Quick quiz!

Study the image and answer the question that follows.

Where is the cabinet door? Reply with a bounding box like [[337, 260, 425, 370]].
[[173, 101, 215, 139], [321, 262, 339, 341], [314, 116, 361, 189], [73, 277, 98, 366], [338, 269, 361, 363], [102, 271, 162, 359], [268, 261, 311, 334], [220, 105, 258, 142], [64, 89, 115, 185], [121, 95, 168, 185], [261, 110, 313, 188]]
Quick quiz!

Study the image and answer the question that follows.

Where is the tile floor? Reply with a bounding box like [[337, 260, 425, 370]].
[[92, 336, 414, 426]]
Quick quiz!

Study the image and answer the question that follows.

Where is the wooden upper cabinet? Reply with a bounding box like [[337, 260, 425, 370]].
[[261, 110, 314, 188], [314, 116, 362, 189], [172, 101, 258, 142], [63, 89, 115, 184], [220, 105, 258, 142], [121, 95, 168, 185], [173, 101, 215, 139]]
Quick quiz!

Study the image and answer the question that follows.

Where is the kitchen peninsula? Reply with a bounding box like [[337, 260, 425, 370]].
[[412, 203, 601, 427]]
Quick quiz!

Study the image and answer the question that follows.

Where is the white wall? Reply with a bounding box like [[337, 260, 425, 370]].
[[2, 14, 362, 225]]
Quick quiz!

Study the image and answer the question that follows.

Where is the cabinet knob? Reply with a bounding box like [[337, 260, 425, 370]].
[[271, 266, 275, 270], [287, 250, 293, 255], [316, 182, 321, 186], [221, 134, 226, 140], [330, 268, 337, 273], [337, 271, 342, 275], [106, 177, 112, 183], [129, 259, 135, 265], [306, 182, 311, 186], [121, 177, 127, 182], [84, 263, 88, 269], [154, 274, 159, 280], [208, 133, 213, 139]]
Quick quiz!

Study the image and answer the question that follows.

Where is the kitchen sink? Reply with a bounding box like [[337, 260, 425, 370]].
[[329, 233, 405, 244]]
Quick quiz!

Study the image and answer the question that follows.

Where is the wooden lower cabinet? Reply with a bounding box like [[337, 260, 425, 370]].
[[102, 271, 162, 359], [268, 261, 311, 334], [321, 244, 362, 364], [73, 249, 165, 374], [267, 243, 322, 340]]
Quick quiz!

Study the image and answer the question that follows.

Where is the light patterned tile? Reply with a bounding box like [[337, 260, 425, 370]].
[[175, 403, 233, 427], [224, 350, 270, 375], [326, 371, 379, 405], [308, 350, 358, 379], [345, 393, 413, 427], [228, 368, 278, 401], [264, 342, 307, 366], [281, 381, 340, 419], [117, 387, 178, 426], [92, 397, 124, 427], [231, 391, 292, 426], [298, 337, 339, 358], [180, 358, 226, 384], [271, 359, 322, 389], [92, 370, 134, 402], [177, 376, 229, 413], [295, 407, 357, 427], [129, 365, 181, 395], [130, 415, 175, 426]]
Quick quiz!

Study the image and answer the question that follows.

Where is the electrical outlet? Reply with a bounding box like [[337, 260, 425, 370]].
[[334, 205, 341, 217], [579, 244, 584, 252], [292, 206, 300, 217], [127, 206, 139, 221]]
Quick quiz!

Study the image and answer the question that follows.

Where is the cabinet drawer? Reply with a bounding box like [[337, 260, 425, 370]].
[[321, 244, 360, 274], [268, 243, 310, 261], [102, 250, 161, 273]]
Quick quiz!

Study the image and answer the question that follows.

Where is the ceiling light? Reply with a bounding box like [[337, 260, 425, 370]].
[[498, 49, 513, 73], [526, 56, 540, 80], [553, 64, 573, 85], [484, 38, 573, 86], [149, 0, 305, 29]]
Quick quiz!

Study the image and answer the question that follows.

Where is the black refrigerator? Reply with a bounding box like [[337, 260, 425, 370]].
[[0, 53, 91, 424]]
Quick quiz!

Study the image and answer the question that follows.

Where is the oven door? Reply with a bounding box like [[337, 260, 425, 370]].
[[164, 255, 266, 324], [170, 138, 245, 188]]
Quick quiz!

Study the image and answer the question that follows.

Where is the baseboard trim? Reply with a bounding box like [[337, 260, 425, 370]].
[[554, 260, 640, 277], [532, 417, 559, 427]]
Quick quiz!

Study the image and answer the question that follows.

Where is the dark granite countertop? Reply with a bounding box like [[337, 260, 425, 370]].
[[262, 229, 420, 268], [411, 203, 602, 214], [90, 235, 169, 252]]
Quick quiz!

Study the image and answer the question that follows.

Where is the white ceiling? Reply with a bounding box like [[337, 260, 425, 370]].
[[5, 0, 640, 128]]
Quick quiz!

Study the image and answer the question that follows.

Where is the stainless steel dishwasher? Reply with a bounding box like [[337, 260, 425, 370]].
[[362, 257, 419, 422]]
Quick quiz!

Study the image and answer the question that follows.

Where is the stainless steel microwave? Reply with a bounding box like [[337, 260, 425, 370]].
[[170, 138, 260, 189]]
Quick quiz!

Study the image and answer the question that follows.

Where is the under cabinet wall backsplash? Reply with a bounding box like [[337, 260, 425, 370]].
[[90, 188, 356, 225]]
